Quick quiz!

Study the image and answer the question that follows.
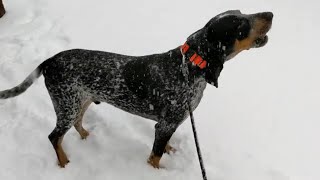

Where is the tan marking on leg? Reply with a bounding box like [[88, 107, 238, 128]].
[[74, 100, 92, 139], [147, 152, 161, 169], [55, 135, 69, 168], [165, 144, 176, 154], [74, 123, 89, 139]]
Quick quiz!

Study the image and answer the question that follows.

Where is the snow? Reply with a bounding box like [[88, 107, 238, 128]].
[[0, 0, 320, 180]]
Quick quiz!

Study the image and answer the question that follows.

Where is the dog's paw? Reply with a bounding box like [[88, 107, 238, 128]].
[[58, 159, 70, 168], [80, 129, 89, 140], [165, 144, 177, 154], [147, 153, 162, 169]]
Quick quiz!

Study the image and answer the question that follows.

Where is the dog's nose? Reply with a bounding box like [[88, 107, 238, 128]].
[[256, 12, 273, 22]]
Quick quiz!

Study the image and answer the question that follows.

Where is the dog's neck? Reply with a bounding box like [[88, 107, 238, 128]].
[[180, 42, 207, 69], [173, 45, 224, 88]]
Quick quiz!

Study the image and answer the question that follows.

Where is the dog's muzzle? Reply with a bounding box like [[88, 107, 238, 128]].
[[254, 35, 268, 48]]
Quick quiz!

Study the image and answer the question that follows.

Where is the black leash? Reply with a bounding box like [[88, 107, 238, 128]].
[[180, 47, 208, 180], [188, 103, 208, 180]]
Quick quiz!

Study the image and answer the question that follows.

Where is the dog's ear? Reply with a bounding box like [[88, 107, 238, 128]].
[[205, 14, 252, 45], [186, 10, 243, 43], [205, 63, 223, 88], [206, 15, 243, 43], [235, 18, 250, 40]]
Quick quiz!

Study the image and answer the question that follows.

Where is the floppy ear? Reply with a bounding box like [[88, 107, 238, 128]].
[[205, 62, 223, 88], [236, 19, 250, 40], [206, 15, 244, 43]]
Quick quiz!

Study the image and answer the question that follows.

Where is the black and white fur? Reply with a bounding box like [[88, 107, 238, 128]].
[[0, 10, 273, 168]]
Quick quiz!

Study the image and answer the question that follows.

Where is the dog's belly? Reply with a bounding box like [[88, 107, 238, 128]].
[[91, 75, 207, 123], [96, 86, 162, 121], [84, 73, 163, 121]]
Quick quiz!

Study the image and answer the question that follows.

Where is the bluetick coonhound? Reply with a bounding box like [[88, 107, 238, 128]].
[[0, 10, 273, 168]]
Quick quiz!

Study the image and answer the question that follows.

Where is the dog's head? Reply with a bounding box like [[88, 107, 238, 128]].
[[186, 10, 273, 86]]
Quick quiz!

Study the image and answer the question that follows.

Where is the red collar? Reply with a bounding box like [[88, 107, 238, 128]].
[[180, 42, 207, 69]]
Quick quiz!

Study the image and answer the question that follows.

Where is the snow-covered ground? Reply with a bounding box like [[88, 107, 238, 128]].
[[0, 0, 319, 179]]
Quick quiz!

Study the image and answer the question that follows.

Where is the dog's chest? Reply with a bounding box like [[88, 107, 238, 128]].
[[189, 78, 207, 111], [122, 56, 207, 119]]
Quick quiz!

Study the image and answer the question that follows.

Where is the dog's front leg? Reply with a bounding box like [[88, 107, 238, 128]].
[[148, 121, 178, 168]]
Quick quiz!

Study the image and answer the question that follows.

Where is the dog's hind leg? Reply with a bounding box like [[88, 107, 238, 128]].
[[48, 127, 70, 168], [74, 100, 92, 139], [47, 88, 85, 168]]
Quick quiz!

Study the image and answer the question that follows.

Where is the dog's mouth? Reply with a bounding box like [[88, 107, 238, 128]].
[[250, 12, 273, 48], [253, 35, 268, 48]]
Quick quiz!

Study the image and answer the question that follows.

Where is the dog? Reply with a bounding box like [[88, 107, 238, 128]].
[[0, 10, 273, 168]]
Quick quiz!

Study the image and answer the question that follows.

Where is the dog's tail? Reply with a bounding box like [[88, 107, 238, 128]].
[[0, 63, 44, 99]]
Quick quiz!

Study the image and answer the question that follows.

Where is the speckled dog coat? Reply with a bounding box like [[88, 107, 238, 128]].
[[0, 10, 273, 168]]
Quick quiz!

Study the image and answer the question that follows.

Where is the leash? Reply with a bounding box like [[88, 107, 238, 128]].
[[188, 103, 208, 180], [180, 45, 208, 180]]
